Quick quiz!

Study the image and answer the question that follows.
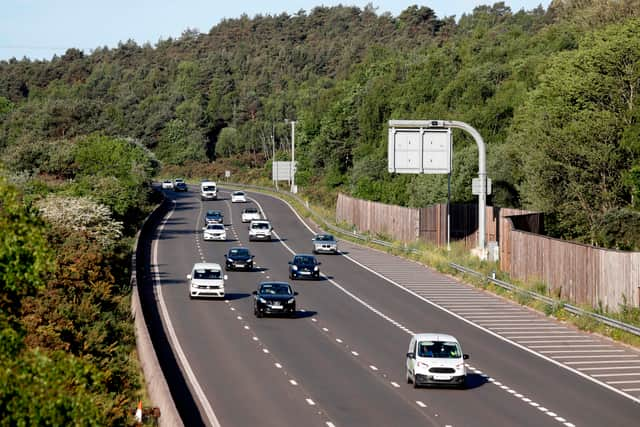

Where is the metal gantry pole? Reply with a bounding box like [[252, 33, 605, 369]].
[[291, 120, 296, 193]]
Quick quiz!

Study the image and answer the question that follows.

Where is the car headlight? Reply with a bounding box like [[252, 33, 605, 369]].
[[287, 298, 295, 304], [292, 265, 298, 271], [259, 297, 267, 303], [314, 266, 319, 271]]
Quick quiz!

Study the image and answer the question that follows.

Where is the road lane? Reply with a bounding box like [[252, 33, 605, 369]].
[[148, 186, 640, 426]]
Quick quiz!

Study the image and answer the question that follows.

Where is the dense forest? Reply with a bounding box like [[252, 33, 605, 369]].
[[1, 0, 640, 423], [2, 1, 640, 248]]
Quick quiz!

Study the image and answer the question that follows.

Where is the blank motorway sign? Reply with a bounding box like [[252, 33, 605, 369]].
[[388, 127, 451, 174]]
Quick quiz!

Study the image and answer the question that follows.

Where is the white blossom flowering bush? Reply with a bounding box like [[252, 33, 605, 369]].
[[36, 195, 123, 248]]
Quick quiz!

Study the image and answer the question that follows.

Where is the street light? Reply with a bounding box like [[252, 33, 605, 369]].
[[285, 119, 297, 193]]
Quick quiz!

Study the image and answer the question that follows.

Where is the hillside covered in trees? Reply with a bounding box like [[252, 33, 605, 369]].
[[1, 0, 640, 251]]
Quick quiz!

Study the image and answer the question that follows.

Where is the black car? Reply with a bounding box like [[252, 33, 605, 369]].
[[204, 210, 224, 225], [288, 254, 321, 280], [224, 247, 255, 271], [174, 181, 188, 192], [253, 282, 297, 318]]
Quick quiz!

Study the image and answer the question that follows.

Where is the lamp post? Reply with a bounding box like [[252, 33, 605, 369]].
[[286, 119, 297, 193]]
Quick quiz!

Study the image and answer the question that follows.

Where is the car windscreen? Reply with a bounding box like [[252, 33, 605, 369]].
[[252, 223, 269, 229], [315, 235, 334, 241], [259, 284, 291, 295], [229, 248, 249, 256], [245, 208, 258, 213], [417, 341, 461, 358], [194, 269, 221, 280], [206, 224, 224, 230], [233, 192, 244, 196], [295, 256, 315, 265]]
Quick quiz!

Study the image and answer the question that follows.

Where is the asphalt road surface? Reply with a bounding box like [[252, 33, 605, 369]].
[[144, 186, 640, 427]]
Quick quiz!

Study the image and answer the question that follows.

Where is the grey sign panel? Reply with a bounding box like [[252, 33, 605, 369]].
[[472, 177, 492, 195], [272, 161, 297, 181], [388, 127, 451, 174]]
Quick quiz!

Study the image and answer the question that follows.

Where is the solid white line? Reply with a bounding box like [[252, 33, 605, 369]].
[[518, 340, 595, 344], [554, 355, 637, 359], [466, 316, 534, 319], [540, 350, 624, 354], [489, 326, 565, 330], [529, 344, 611, 348], [593, 373, 640, 378], [509, 335, 583, 339], [622, 388, 640, 391], [567, 360, 640, 365], [580, 366, 640, 371], [153, 202, 221, 427], [608, 380, 640, 384]]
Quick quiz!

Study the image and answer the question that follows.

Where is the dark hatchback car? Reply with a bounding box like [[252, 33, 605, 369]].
[[288, 254, 321, 280], [253, 282, 297, 318], [174, 181, 188, 192], [224, 247, 255, 271], [204, 210, 224, 225]]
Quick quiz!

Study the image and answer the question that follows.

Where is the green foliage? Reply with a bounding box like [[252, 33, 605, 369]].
[[0, 349, 111, 426], [155, 119, 208, 165], [215, 127, 240, 157], [515, 19, 640, 244], [0, 178, 52, 315]]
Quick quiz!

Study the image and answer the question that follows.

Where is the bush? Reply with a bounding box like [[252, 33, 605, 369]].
[[36, 195, 123, 248]]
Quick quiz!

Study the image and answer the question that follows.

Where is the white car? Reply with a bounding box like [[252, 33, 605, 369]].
[[161, 180, 174, 190], [203, 223, 226, 241], [186, 262, 227, 299], [241, 207, 261, 223], [231, 191, 247, 203], [406, 333, 468, 388], [248, 220, 273, 241]]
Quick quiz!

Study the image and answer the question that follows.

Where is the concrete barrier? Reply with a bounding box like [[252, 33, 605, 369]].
[[130, 198, 183, 427]]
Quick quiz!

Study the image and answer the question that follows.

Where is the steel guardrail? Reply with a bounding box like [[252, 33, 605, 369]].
[[221, 182, 640, 337]]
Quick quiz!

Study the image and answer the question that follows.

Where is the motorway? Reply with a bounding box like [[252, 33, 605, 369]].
[[145, 186, 640, 427]]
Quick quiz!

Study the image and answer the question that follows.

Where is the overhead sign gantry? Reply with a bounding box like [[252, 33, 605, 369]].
[[388, 120, 489, 259]]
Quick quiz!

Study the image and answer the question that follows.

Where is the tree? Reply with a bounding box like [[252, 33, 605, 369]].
[[515, 19, 640, 243]]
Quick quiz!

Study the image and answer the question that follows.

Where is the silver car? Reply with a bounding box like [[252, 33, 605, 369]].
[[312, 234, 338, 254]]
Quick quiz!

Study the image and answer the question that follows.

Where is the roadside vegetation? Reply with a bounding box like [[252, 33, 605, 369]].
[[0, 134, 158, 425]]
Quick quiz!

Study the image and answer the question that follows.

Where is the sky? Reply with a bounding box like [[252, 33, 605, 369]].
[[1, 1, 552, 61]]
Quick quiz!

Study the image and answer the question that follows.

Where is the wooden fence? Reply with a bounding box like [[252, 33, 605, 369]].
[[336, 193, 640, 310], [336, 193, 419, 243], [502, 221, 640, 310]]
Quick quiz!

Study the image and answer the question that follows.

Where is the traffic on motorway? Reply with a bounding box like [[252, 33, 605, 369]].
[[151, 182, 640, 427]]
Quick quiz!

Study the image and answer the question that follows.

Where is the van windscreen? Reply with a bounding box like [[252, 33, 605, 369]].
[[417, 341, 461, 358]]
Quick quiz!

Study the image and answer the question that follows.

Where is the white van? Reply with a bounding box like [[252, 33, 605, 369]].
[[405, 333, 468, 388], [200, 181, 217, 200], [186, 262, 227, 299]]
